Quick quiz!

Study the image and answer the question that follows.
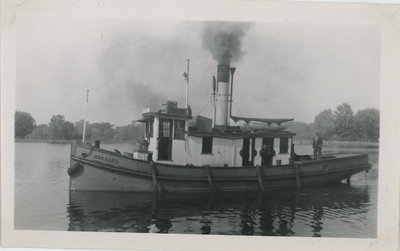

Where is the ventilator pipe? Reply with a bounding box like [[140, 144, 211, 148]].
[[228, 67, 236, 125]]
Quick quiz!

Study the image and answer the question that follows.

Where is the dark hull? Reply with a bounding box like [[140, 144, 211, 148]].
[[69, 142, 371, 192]]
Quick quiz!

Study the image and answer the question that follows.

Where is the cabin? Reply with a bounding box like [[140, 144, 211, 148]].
[[137, 100, 295, 167], [137, 64, 295, 167]]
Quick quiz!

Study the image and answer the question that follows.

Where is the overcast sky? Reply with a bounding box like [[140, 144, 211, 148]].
[[16, 17, 380, 126]]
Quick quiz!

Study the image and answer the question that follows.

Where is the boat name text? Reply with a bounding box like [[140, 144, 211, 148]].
[[93, 154, 119, 165]]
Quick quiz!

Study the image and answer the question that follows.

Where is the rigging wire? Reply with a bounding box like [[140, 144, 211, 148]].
[[232, 101, 244, 117], [232, 101, 251, 130], [197, 97, 212, 116], [206, 104, 214, 118]]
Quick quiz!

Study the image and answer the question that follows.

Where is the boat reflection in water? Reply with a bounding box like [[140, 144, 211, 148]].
[[67, 184, 372, 237]]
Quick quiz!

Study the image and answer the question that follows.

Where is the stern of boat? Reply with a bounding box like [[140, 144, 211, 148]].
[[292, 153, 372, 188]]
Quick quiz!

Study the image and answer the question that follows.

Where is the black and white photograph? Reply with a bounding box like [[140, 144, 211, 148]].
[[1, 1, 399, 251]]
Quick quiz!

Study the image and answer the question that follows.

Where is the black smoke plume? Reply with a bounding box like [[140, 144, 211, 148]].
[[201, 21, 251, 65]]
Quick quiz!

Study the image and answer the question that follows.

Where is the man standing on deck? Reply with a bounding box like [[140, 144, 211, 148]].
[[313, 133, 323, 160]]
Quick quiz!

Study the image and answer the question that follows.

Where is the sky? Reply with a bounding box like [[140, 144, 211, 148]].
[[16, 17, 380, 126]]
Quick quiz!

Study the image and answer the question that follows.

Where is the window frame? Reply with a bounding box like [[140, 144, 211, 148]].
[[174, 120, 186, 140], [162, 121, 171, 137], [279, 137, 289, 154], [201, 136, 213, 154], [146, 120, 154, 138]]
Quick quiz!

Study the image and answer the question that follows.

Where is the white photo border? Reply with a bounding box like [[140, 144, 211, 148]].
[[2, 0, 399, 250]]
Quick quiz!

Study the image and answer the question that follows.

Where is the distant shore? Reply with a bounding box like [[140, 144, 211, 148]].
[[294, 139, 379, 148], [14, 139, 138, 144], [15, 138, 379, 148]]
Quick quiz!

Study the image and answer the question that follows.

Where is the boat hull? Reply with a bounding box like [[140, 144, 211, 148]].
[[69, 142, 371, 192]]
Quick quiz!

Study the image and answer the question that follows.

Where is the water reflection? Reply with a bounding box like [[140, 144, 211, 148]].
[[67, 184, 371, 237]]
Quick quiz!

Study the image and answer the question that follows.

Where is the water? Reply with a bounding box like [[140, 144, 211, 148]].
[[14, 142, 378, 237]]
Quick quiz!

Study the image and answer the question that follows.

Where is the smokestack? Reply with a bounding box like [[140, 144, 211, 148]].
[[214, 64, 230, 127]]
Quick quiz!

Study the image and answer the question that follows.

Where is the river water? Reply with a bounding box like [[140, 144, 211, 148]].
[[14, 142, 378, 237]]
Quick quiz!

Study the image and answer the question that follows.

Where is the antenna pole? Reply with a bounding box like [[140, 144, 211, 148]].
[[82, 89, 89, 143], [185, 59, 190, 108], [212, 76, 217, 128]]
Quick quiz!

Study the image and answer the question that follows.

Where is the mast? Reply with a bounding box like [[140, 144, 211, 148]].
[[82, 89, 89, 143], [185, 59, 190, 108]]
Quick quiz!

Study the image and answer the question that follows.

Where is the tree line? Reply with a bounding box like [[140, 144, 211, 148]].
[[15, 102, 379, 143], [289, 103, 379, 142], [14, 111, 144, 143]]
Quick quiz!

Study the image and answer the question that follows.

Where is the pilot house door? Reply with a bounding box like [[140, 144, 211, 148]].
[[242, 138, 256, 166], [158, 119, 172, 160]]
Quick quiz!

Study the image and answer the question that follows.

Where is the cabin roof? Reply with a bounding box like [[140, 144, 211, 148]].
[[188, 130, 295, 139], [137, 116, 153, 122], [231, 115, 294, 125], [138, 111, 192, 122], [138, 101, 192, 122]]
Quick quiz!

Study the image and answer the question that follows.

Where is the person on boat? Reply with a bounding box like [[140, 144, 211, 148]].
[[313, 133, 323, 160], [260, 144, 275, 167], [290, 144, 296, 163]]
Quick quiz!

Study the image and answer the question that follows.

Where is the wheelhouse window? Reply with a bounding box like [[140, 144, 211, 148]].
[[174, 120, 185, 139], [280, 137, 289, 154], [162, 121, 171, 137], [146, 120, 154, 138], [202, 137, 213, 154]]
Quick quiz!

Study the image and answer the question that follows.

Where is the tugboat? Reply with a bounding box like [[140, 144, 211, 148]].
[[68, 62, 371, 192]]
